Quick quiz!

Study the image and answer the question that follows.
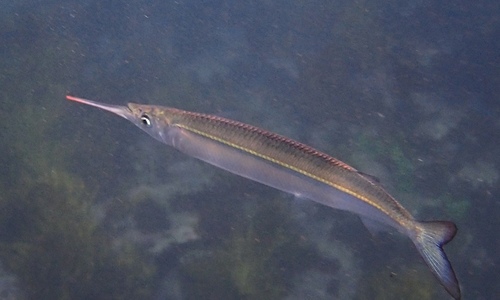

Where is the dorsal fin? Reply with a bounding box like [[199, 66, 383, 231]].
[[358, 171, 381, 184]]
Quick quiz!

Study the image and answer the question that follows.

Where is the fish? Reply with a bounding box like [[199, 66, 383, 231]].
[[66, 95, 461, 299]]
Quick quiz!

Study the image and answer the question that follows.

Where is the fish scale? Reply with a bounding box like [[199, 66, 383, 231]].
[[173, 109, 411, 222]]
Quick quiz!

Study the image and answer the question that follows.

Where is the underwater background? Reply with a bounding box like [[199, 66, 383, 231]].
[[0, 0, 498, 299]]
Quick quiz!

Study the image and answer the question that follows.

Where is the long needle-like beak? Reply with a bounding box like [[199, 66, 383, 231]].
[[66, 95, 134, 120]]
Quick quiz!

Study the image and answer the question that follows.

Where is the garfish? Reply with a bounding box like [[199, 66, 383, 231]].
[[67, 95, 461, 299]]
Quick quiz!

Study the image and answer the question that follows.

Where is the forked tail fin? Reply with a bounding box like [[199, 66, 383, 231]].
[[413, 221, 460, 299]]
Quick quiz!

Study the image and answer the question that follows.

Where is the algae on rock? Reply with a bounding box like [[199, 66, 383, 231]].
[[0, 168, 155, 299], [180, 196, 311, 299]]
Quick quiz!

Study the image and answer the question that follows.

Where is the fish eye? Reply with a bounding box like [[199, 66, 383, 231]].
[[140, 114, 152, 127]]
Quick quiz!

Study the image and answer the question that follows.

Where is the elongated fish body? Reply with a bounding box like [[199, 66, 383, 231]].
[[67, 95, 461, 299]]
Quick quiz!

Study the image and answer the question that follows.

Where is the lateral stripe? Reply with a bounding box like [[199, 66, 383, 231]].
[[176, 123, 395, 222]]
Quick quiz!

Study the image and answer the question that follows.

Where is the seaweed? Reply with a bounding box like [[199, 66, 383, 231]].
[[179, 196, 312, 299], [0, 169, 155, 299], [356, 266, 439, 300], [0, 31, 156, 298], [354, 132, 416, 193]]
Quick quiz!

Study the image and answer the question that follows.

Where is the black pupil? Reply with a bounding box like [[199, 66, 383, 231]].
[[141, 115, 151, 126]]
